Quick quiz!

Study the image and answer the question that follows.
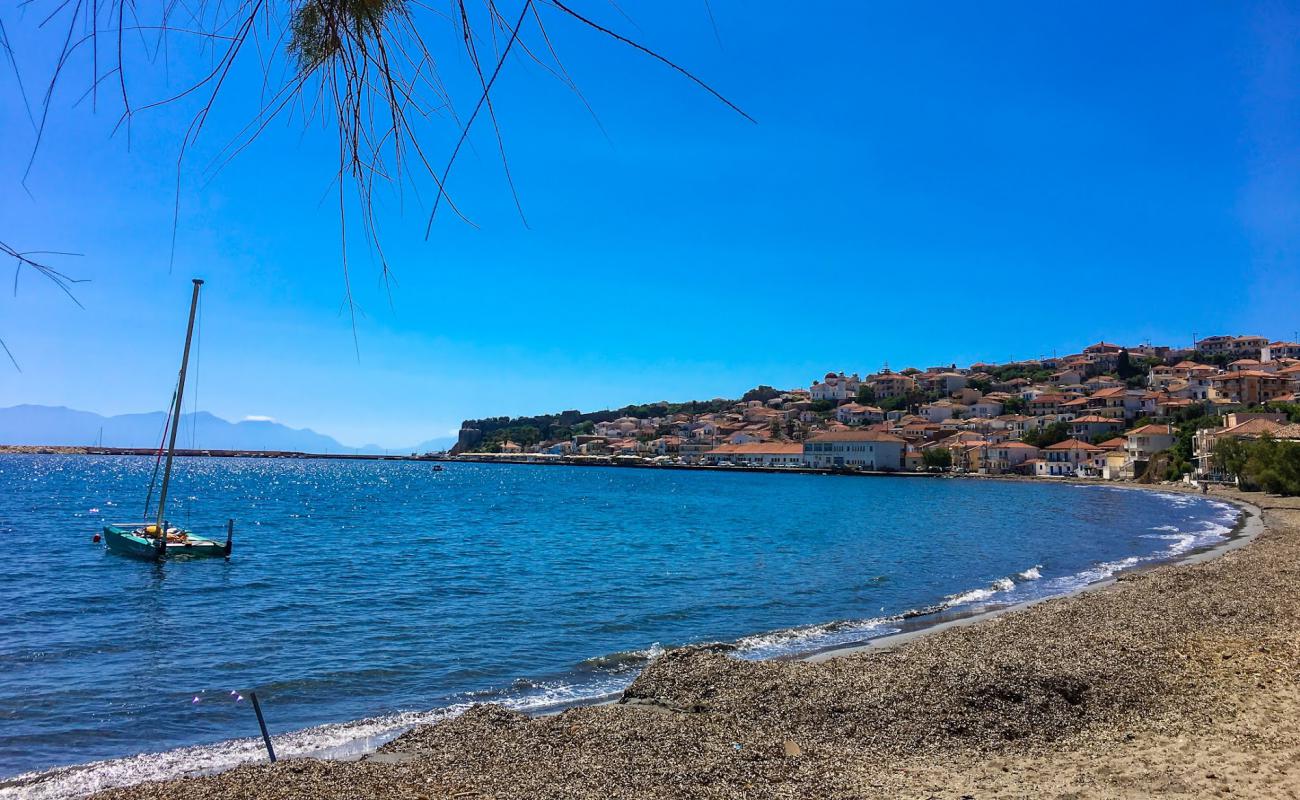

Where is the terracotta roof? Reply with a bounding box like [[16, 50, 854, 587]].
[[1097, 437, 1127, 449], [1220, 418, 1284, 437], [993, 441, 1040, 450], [1127, 424, 1174, 436], [807, 431, 908, 444], [1044, 438, 1104, 451], [838, 403, 883, 413], [705, 442, 804, 455], [1216, 370, 1288, 380], [1071, 415, 1120, 424], [1273, 423, 1300, 440]]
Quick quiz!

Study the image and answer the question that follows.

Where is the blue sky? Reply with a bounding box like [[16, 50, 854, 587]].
[[2, 1, 1299, 447]]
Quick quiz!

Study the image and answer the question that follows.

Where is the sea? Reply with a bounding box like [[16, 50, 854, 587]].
[[0, 455, 1240, 797]]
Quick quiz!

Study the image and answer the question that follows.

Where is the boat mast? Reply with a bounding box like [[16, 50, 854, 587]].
[[154, 278, 204, 550]]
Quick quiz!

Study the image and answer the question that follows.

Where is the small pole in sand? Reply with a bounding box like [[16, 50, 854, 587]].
[[249, 692, 276, 762]]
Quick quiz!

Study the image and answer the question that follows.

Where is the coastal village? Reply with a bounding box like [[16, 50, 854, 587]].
[[452, 335, 1300, 483]]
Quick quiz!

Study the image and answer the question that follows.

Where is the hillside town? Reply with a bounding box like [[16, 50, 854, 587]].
[[452, 335, 1300, 483]]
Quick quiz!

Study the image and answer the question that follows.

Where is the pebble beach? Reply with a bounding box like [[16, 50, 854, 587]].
[[88, 486, 1300, 799]]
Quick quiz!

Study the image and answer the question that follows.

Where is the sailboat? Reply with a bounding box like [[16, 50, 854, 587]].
[[103, 278, 233, 560]]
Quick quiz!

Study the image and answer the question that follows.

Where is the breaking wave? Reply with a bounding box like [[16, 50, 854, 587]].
[[1017, 566, 1043, 581], [733, 616, 899, 660]]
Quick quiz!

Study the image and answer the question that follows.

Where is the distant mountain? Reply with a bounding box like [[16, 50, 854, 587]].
[[411, 437, 458, 452], [0, 405, 455, 454]]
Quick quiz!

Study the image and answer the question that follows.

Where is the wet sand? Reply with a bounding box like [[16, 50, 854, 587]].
[[95, 486, 1300, 799]]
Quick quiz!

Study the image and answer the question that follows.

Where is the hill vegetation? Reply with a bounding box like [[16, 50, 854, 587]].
[[462, 398, 741, 452]]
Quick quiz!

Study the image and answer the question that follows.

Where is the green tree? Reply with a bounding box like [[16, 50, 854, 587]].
[[1171, 413, 1220, 466], [1264, 402, 1300, 423], [1002, 397, 1027, 414], [1245, 437, 1300, 495], [1212, 436, 1251, 480], [1023, 421, 1070, 448], [878, 395, 908, 413], [1116, 349, 1139, 380], [856, 385, 878, 405], [922, 448, 953, 469]]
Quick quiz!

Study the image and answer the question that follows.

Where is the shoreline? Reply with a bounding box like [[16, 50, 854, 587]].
[[74, 482, 1297, 799], [7, 482, 1270, 799], [802, 486, 1262, 663]]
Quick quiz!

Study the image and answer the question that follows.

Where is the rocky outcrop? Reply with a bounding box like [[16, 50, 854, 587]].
[[450, 426, 482, 455]]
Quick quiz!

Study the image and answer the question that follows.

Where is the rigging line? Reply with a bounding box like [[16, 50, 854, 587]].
[[144, 387, 178, 519], [190, 289, 201, 452], [186, 291, 202, 529]]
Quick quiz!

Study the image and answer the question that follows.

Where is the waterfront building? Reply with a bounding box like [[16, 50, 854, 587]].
[[1192, 414, 1288, 478], [1038, 439, 1104, 477], [1069, 415, 1125, 441], [701, 442, 804, 467], [1124, 424, 1177, 476], [983, 441, 1041, 474], [802, 430, 907, 470]]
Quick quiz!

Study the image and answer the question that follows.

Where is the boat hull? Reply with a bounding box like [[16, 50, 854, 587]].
[[103, 525, 228, 559]]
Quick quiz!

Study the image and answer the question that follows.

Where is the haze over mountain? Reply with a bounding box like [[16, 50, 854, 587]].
[[0, 405, 455, 454]]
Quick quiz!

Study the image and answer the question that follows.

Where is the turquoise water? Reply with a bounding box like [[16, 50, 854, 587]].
[[0, 455, 1237, 796]]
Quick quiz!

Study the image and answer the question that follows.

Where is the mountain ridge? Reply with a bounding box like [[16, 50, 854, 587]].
[[0, 405, 454, 454]]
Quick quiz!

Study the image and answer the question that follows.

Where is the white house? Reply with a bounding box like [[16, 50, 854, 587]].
[[835, 403, 884, 425], [1050, 369, 1083, 387], [919, 401, 957, 423], [984, 441, 1041, 474], [594, 419, 638, 438], [810, 372, 861, 402], [1263, 341, 1300, 362], [802, 431, 907, 470], [727, 430, 769, 445], [690, 421, 719, 440], [1124, 423, 1177, 464], [1037, 439, 1104, 477]]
